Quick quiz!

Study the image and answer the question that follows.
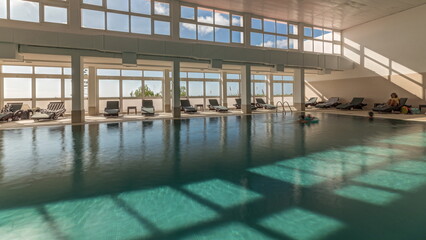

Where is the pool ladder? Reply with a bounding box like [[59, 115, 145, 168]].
[[275, 101, 293, 114]]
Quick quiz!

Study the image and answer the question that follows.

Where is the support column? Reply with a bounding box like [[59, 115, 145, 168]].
[[241, 64, 251, 114], [71, 54, 85, 123], [164, 69, 171, 112], [268, 74, 274, 105], [293, 68, 305, 111], [88, 66, 97, 116], [172, 60, 181, 118], [221, 71, 227, 107], [0, 65, 3, 108]]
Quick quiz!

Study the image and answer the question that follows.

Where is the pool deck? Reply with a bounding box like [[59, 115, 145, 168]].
[[1, 108, 426, 129]]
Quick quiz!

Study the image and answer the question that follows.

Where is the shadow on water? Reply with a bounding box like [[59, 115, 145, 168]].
[[0, 113, 426, 239]]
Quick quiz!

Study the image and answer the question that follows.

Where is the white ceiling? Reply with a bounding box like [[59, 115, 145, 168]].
[[183, 0, 426, 29]]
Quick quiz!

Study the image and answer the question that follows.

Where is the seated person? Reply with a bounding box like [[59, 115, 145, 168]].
[[298, 114, 319, 123], [386, 93, 400, 107]]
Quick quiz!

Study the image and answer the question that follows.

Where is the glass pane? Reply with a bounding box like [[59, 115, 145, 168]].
[[198, 25, 213, 41], [206, 82, 219, 96], [304, 27, 312, 37], [144, 71, 163, 77], [289, 24, 298, 35], [284, 83, 293, 95], [334, 44, 341, 54], [144, 80, 162, 97], [181, 6, 194, 20], [205, 73, 220, 79], [334, 31, 341, 41], [97, 69, 120, 76], [122, 70, 142, 77], [4, 78, 32, 98], [254, 82, 266, 96], [188, 81, 203, 97], [272, 75, 283, 80], [324, 42, 333, 54], [227, 82, 239, 96], [64, 79, 71, 98], [264, 19, 275, 33], [131, 0, 151, 15], [107, 0, 129, 12], [154, 20, 170, 35], [277, 36, 288, 49], [273, 83, 283, 96], [226, 74, 240, 80], [107, 12, 129, 32], [131, 16, 151, 35], [264, 34, 276, 48], [123, 80, 142, 97], [180, 81, 187, 97], [10, 0, 39, 23], [180, 22, 196, 40], [324, 29, 333, 41], [35, 67, 62, 74], [188, 72, 203, 78], [63, 68, 71, 75], [277, 21, 288, 35], [44, 6, 67, 24], [250, 32, 263, 47], [251, 18, 262, 30], [154, 1, 169, 16], [313, 27, 323, 40], [232, 15, 243, 27], [198, 7, 213, 24], [0, 0, 6, 19], [82, 9, 105, 30], [99, 80, 120, 98], [180, 72, 187, 78], [36, 78, 61, 98], [83, 0, 102, 6], [304, 39, 313, 52], [283, 76, 293, 81], [232, 31, 244, 44], [2, 65, 32, 74], [214, 10, 229, 26], [289, 38, 298, 49], [253, 75, 266, 80], [314, 40, 323, 53], [215, 27, 230, 43]]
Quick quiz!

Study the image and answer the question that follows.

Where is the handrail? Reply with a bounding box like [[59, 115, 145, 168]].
[[283, 101, 293, 113], [275, 101, 293, 114]]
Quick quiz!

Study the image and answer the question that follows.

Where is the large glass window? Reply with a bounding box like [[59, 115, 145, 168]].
[[131, 16, 151, 34], [227, 82, 239, 96], [154, 1, 169, 16], [0, 0, 7, 19], [123, 80, 142, 97], [4, 78, 32, 98], [99, 80, 120, 97], [107, 12, 129, 32], [205, 82, 219, 96], [44, 6, 67, 24], [250, 17, 297, 49], [82, 9, 105, 30], [144, 80, 162, 97], [36, 78, 61, 98], [188, 81, 203, 96], [107, 0, 129, 12], [10, 0, 39, 23], [154, 20, 170, 35], [303, 25, 341, 55], [131, 0, 150, 15]]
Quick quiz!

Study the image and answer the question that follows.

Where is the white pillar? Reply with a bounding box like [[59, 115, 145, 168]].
[[172, 60, 181, 118], [293, 68, 305, 111], [268, 74, 274, 105], [0, 65, 3, 108], [88, 66, 98, 116], [241, 64, 251, 114], [71, 54, 85, 123], [164, 69, 171, 112], [221, 71, 227, 107]]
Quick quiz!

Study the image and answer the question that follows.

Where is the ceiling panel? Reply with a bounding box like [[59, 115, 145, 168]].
[[182, 0, 426, 29]]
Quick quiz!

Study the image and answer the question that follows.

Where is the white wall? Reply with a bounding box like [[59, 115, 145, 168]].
[[306, 4, 426, 108]]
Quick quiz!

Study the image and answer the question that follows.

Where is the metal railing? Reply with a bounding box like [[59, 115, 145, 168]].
[[275, 101, 293, 114]]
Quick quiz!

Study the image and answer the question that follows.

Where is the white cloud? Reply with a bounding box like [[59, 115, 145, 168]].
[[198, 25, 213, 36], [277, 39, 288, 49], [154, 2, 169, 15], [182, 23, 196, 31], [198, 16, 213, 24], [214, 12, 229, 26], [264, 40, 275, 48]]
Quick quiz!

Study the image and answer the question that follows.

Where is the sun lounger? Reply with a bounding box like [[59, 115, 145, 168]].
[[336, 97, 367, 110], [208, 99, 228, 112], [234, 98, 257, 110], [315, 97, 340, 108], [32, 102, 66, 121], [372, 98, 409, 113], [141, 100, 155, 115], [104, 101, 120, 117], [255, 98, 276, 109], [180, 99, 197, 113], [305, 97, 318, 107]]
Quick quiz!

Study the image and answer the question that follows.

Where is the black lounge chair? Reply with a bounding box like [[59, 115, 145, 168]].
[[336, 97, 367, 110], [208, 99, 228, 112], [142, 100, 155, 116], [305, 97, 318, 107], [255, 98, 276, 109], [104, 101, 120, 117], [315, 97, 340, 108], [180, 99, 197, 113], [0, 103, 24, 122], [234, 98, 257, 110], [32, 102, 66, 121], [373, 98, 409, 113]]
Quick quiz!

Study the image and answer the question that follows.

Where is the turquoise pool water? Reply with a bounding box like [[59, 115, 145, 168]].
[[0, 113, 426, 240]]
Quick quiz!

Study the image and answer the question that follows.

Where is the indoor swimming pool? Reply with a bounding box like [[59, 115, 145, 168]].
[[0, 113, 425, 240]]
